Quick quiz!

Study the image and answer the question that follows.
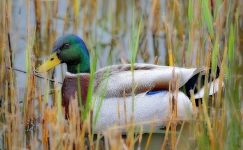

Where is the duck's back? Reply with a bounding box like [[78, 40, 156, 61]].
[[94, 63, 205, 98]]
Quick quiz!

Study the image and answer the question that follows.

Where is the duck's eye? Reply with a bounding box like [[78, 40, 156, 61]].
[[62, 43, 70, 49]]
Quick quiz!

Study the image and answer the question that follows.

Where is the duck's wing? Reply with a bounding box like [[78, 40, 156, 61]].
[[94, 63, 205, 98]]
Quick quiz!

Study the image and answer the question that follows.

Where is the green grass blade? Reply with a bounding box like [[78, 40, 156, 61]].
[[201, 0, 214, 38], [211, 36, 219, 76], [188, 0, 193, 24], [228, 24, 235, 64]]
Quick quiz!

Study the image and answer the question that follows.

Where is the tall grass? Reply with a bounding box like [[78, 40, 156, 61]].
[[0, 0, 242, 149]]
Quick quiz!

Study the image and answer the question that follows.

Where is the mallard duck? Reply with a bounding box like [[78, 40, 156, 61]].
[[38, 34, 221, 132]]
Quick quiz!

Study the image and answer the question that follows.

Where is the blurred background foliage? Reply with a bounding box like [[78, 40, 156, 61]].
[[0, 0, 242, 149]]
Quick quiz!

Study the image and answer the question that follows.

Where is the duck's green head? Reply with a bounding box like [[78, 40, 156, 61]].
[[38, 34, 90, 74]]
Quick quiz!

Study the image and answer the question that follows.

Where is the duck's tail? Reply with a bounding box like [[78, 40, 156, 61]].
[[180, 66, 222, 106]]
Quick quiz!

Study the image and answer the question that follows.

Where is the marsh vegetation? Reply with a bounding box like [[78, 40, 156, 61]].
[[0, 0, 242, 149]]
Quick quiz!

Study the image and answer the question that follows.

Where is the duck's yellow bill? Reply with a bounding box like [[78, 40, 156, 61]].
[[37, 53, 61, 72]]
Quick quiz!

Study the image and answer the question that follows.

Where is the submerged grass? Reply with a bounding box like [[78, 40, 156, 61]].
[[0, 0, 242, 149]]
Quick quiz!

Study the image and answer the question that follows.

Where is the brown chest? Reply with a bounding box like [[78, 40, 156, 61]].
[[61, 74, 90, 116]]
